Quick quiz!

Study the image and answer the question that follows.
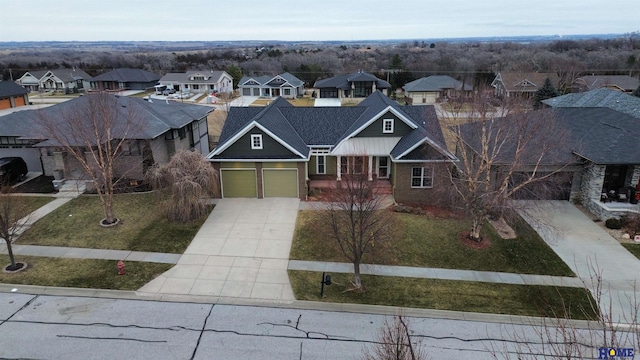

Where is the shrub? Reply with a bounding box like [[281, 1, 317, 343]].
[[605, 218, 623, 230]]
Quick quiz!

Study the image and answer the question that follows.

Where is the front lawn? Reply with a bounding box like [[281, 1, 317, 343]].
[[291, 211, 574, 276], [0, 255, 171, 290], [622, 243, 640, 259], [17, 192, 209, 253], [15, 196, 56, 214], [289, 270, 597, 320]]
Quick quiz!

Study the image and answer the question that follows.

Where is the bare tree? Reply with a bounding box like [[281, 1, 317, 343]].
[[0, 187, 31, 272], [38, 93, 142, 225], [363, 316, 428, 360], [147, 149, 219, 222], [317, 167, 395, 290], [442, 89, 571, 241]]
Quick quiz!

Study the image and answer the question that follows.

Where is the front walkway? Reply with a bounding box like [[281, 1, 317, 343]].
[[137, 198, 299, 304], [518, 200, 640, 324]]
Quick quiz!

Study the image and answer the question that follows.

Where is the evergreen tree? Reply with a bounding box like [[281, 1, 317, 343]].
[[534, 78, 560, 109]]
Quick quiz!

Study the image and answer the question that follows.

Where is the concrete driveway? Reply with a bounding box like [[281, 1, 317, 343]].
[[518, 201, 640, 323], [138, 198, 299, 304]]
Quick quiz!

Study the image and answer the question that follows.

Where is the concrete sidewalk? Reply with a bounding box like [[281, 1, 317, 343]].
[[1, 245, 180, 264]]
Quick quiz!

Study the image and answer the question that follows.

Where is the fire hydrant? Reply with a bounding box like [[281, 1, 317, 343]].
[[117, 260, 126, 275]]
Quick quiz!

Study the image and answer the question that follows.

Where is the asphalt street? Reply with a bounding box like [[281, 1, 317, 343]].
[[0, 292, 620, 359]]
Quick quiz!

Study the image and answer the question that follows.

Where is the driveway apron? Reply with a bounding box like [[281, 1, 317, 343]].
[[518, 200, 640, 323], [138, 198, 299, 304]]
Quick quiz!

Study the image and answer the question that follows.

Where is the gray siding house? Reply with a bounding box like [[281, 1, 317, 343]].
[[238, 72, 304, 98], [89, 68, 161, 91], [159, 70, 233, 94]]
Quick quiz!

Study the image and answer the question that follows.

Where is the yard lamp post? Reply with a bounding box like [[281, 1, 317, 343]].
[[320, 272, 332, 297]]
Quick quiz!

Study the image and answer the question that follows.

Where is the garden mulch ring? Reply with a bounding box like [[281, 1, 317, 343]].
[[458, 231, 492, 250]]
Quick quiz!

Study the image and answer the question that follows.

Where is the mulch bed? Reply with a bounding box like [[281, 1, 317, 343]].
[[457, 231, 492, 250], [15, 176, 57, 193]]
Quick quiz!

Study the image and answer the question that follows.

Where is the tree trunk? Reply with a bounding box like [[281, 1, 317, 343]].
[[6, 241, 16, 268], [470, 218, 482, 242], [353, 261, 362, 289]]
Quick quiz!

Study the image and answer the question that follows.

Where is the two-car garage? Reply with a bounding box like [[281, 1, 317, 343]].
[[219, 163, 300, 198]]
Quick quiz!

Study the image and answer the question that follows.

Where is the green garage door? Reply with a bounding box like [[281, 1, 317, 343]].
[[263, 169, 298, 197], [221, 169, 257, 197]]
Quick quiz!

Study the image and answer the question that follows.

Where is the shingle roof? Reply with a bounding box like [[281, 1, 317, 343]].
[[493, 72, 560, 92], [542, 88, 640, 119], [458, 107, 640, 166], [313, 72, 391, 90], [160, 71, 228, 84], [0, 82, 28, 98], [575, 75, 639, 92], [212, 91, 451, 161], [46, 68, 91, 82], [403, 75, 473, 92], [238, 73, 303, 87], [90, 68, 161, 83], [0, 94, 212, 144]]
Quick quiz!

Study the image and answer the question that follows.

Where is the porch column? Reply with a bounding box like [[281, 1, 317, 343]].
[[337, 156, 342, 181], [368, 156, 373, 181]]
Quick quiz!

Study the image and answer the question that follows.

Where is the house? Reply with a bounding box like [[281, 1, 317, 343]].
[[313, 71, 391, 99], [16, 70, 47, 92], [0, 94, 212, 180], [542, 88, 640, 119], [403, 75, 473, 105], [238, 72, 304, 98], [491, 72, 560, 98], [458, 107, 640, 220], [0, 82, 29, 110], [573, 75, 639, 93], [208, 91, 456, 203], [159, 70, 233, 94], [89, 68, 161, 91], [37, 68, 92, 93]]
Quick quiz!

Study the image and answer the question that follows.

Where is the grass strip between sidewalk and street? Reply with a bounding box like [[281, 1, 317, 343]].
[[289, 270, 598, 320], [16, 192, 209, 253], [0, 255, 171, 290]]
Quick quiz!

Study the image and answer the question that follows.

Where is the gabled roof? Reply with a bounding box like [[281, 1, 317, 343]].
[[210, 91, 453, 162], [492, 72, 560, 92], [542, 88, 640, 119], [17, 70, 48, 83], [0, 94, 212, 144], [0, 82, 28, 97], [160, 70, 230, 84], [90, 68, 161, 83], [403, 75, 473, 92], [43, 68, 91, 82], [458, 107, 640, 166], [238, 72, 303, 88], [575, 75, 639, 92], [314, 71, 391, 90]]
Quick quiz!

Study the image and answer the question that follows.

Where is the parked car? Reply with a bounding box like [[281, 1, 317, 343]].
[[162, 88, 176, 96], [0, 157, 28, 185]]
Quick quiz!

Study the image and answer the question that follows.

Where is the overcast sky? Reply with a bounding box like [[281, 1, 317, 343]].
[[1, 0, 638, 42]]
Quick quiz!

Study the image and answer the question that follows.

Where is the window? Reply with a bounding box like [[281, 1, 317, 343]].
[[316, 155, 326, 174], [284, 88, 291, 96], [411, 167, 433, 188], [251, 134, 263, 149], [192, 84, 200, 90], [383, 119, 394, 133]]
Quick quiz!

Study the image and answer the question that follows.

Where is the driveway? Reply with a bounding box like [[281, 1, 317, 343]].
[[518, 201, 640, 323], [138, 198, 299, 304]]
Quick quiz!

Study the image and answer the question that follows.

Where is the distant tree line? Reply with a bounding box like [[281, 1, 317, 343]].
[[2, 34, 639, 92]]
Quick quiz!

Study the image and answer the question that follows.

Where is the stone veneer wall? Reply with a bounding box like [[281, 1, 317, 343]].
[[580, 163, 607, 219]]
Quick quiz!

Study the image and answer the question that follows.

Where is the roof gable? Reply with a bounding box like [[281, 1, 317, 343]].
[[0, 82, 28, 97]]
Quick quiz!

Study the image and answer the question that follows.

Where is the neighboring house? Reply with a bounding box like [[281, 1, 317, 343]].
[[208, 91, 456, 203], [458, 107, 640, 220], [542, 88, 640, 120], [38, 68, 92, 93], [0, 94, 212, 180], [573, 75, 640, 93], [238, 72, 304, 98], [89, 68, 161, 91], [314, 71, 391, 99], [403, 75, 473, 105], [159, 70, 233, 94], [0, 82, 29, 110], [16, 70, 47, 92], [491, 72, 560, 98]]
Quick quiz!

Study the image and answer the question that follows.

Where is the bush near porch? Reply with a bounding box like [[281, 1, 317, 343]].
[[291, 210, 574, 277]]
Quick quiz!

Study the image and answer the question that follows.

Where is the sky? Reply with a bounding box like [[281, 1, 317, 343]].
[[1, 0, 638, 42]]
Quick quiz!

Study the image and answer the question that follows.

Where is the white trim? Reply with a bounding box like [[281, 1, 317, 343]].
[[376, 156, 390, 178], [391, 159, 453, 163], [410, 166, 434, 188], [220, 168, 257, 198], [210, 158, 305, 163], [335, 106, 418, 150], [251, 134, 263, 149], [383, 118, 394, 133], [395, 137, 457, 161], [316, 155, 326, 174], [209, 121, 307, 159], [262, 168, 299, 198]]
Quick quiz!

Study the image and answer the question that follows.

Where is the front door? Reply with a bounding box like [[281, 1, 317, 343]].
[[377, 157, 389, 178]]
